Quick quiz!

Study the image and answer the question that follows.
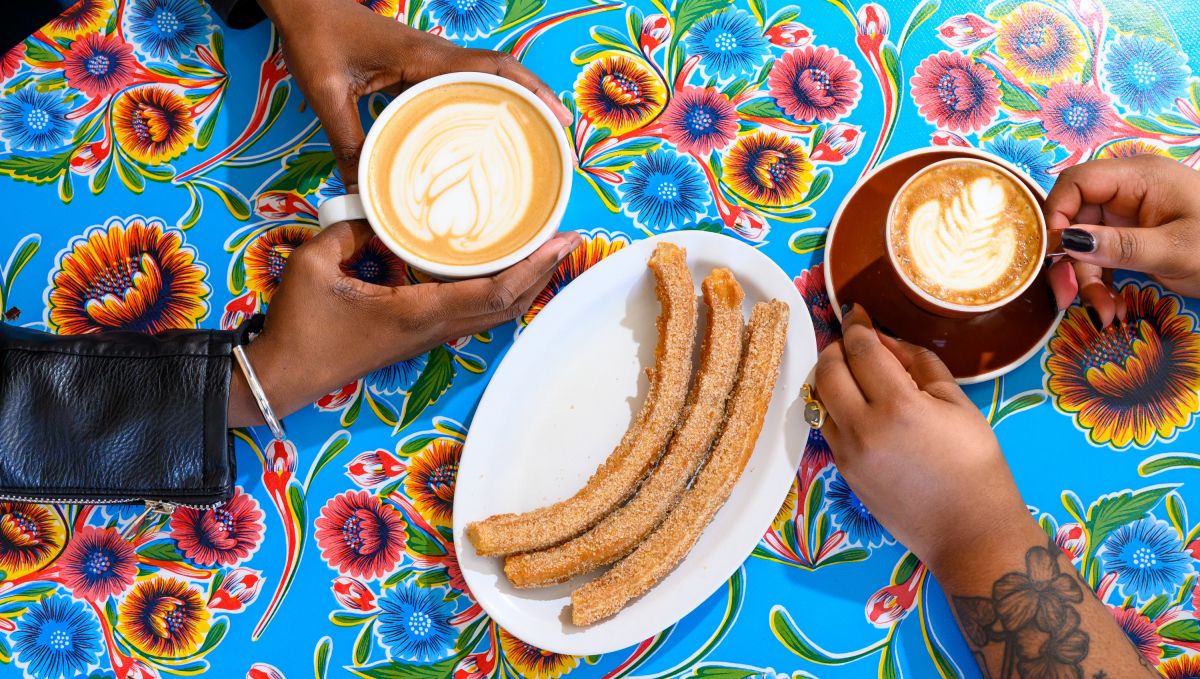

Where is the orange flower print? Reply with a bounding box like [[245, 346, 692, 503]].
[[48, 216, 210, 334], [1044, 282, 1200, 448], [44, 0, 110, 39], [723, 132, 814, 207], [1096, 139, 1169, 159], [498, 628, 579, 679], [405, 439, 460, 527], [575, 56, 665, 134], [113, 86, 195, 165], [244, 226, 314, 300], [521, 229, 629, 327], [0, 502, 65, 579], [117, 577, 211, 657]]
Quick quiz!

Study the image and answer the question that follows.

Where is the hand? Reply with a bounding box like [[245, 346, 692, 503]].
[[228, 222, 581, 427], [258, 0, 572, 192], [812, 305, 1036, 575], [1046, 155, 1200, 327]]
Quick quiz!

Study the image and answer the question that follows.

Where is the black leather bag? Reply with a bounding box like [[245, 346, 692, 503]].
[[0, 323, 237, 511]]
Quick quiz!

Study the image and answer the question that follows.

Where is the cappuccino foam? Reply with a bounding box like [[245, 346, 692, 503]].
[[367, 83, 563, 266], [889, 161, 1042, 307]]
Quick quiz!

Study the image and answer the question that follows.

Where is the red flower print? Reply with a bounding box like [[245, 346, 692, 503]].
[[207, 567, 264, 612], [58, 526, 136, 600], [937, 14, 995, 50], [1, 44, 24, 81], [317, 381, 358, 411], [170, 488, 264, 566], [1041, 82, 1116, 153], [910, 51, 1000, 133], [315, 490, 407, 579], [248, 664, 286, 679], [794, 263, 839, 350], [661, 87, 738, 156], [765, 22, 813, 48], [63, 33, 135, 98], [345, 448, 405, 488], [768, 45, 861, 122], [332, 576, 378, 612], [1107, 606, 1161, 664], [640, 14, 671, 52], [810, 122, 862, 164]]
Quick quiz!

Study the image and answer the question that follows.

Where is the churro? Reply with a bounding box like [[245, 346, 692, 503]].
[[504, 269, 746, 587], [466, 242, 698, 557], [570, 300, 789, 626]]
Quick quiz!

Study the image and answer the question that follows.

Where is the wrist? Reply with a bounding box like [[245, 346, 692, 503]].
[[925, 512, 1047, 594]]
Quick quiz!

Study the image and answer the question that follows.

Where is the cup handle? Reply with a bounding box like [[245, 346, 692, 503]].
[[318, 194, 367, 229]]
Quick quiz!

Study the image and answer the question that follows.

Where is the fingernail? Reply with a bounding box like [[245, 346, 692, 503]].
[[1085, 306, 1103, 332], [1061, 228, 1096, 253], [840, 303, 853, 317]]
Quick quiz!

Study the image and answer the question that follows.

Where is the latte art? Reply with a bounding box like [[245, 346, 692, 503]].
[[367, 83, 564, 267], [395, 101, 533, 254], [906, 177, 1015, 294], [889, 160, 1043, 308]]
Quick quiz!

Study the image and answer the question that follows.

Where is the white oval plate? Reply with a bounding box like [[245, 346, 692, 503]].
[[453, 230, 817, 656]]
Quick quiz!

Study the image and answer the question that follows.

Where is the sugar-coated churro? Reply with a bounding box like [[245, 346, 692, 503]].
[[570, 300, 789, 626], [466, 242, 698, 557], [504, 269, 746, 587]]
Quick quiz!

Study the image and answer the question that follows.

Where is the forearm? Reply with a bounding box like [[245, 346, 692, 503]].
[[932, 516, 1156, 678]]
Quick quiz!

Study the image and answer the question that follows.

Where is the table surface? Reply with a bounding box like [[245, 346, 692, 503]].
[[2, 0, 1200, 677]]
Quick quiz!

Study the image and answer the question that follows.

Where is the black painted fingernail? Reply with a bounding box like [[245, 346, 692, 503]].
[[1061, 228, 1096, 253], [841, 303, 853, 317], [1085, 306, 1103, 331]]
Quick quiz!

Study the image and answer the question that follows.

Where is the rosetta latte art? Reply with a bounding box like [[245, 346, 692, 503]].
[[387, 101, 537, 256], [906, 177, 1016, 294]]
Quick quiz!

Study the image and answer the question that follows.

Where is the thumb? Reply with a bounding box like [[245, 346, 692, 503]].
[[311, 90, 366, 193], [1059, 224, 1187, 277]]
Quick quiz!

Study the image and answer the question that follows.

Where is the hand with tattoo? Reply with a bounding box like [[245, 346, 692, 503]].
[[813, 305, 1159, 678]]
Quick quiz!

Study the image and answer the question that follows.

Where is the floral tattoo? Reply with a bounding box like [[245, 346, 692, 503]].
[[952, 539, 1092, 679]]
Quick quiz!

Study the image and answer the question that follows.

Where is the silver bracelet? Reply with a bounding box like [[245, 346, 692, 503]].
[[233, 344, 287, 440]]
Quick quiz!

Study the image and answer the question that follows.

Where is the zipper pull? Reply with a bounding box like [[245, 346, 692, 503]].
[[143, 500, 177, 516]]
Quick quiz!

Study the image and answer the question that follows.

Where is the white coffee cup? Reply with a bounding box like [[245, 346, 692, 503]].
[[317, 72, 574, 279], [885, 156, 1047, 318]]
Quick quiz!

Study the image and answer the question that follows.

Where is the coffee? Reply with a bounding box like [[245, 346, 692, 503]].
[[888, 160, 1042, 308], [366, 82, 564, 267]]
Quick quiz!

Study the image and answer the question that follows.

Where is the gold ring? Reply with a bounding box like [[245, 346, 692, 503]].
[[801, 383, 826, 429]]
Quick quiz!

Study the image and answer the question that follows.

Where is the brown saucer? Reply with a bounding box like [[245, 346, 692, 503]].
[[824, 147, 1063, 384]]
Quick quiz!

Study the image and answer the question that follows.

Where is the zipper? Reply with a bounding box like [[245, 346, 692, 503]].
[[0, 494, 222, 514]]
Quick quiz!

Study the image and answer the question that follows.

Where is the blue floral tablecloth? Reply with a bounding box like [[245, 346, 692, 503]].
[[3, 0, 1200, 677]]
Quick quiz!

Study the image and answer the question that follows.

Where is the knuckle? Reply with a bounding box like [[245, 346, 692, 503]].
[[1116, 229, 1140, 265], [842, 331, 875, 358], [484, 283, 518, 315]]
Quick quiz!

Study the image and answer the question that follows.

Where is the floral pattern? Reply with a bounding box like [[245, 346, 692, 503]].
[[2, 0, 1200, 677]]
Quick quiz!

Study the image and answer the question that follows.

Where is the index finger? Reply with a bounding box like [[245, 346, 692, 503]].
[[461, 49, 573, 126], [840, 304, 918, 402], [877, 334, 971, 406]]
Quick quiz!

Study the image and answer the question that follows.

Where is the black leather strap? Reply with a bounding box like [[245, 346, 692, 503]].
[[0, 324, 237, 505]]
